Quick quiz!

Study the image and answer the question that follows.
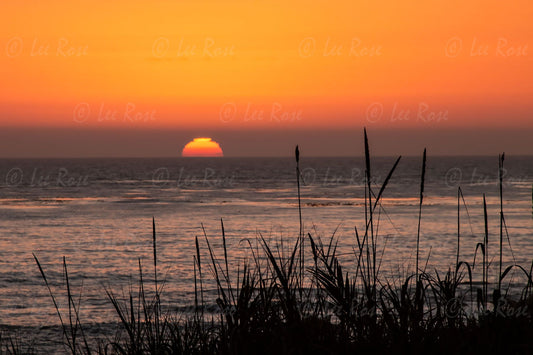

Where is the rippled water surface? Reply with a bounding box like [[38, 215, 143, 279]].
[[1, 156, 532, 334]]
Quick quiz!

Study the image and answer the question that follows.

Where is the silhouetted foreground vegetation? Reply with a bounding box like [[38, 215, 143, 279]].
[[3, 130, 533, 354]]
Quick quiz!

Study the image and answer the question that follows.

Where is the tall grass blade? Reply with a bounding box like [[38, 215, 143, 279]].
[[195, 236, 205, 314], [221, 218, 230, 283], [416, 148, 427, 279], [457, 187, 461, 268], [483, 193, 489, 309], [372, 155, 402, 212], [295, 145, 304, 290], [152, 216, 160, 347], [498, 153, 505, 290], [33, 254, 72, 352]]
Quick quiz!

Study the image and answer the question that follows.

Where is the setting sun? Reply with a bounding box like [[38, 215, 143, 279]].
[[181, 137, 223, 157]]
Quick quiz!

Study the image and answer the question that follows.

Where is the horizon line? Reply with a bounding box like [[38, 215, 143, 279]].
[[1, 154, 530, 159]]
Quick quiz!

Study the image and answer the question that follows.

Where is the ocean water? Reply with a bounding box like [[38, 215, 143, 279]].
[[0, 156, 532, 335]]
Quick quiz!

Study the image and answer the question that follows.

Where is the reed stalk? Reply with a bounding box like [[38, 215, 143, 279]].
[[483, 193, 488, 310], [498, 153, 505, 290], [416, 148, 427, 280], [295, 145, 304, 290]]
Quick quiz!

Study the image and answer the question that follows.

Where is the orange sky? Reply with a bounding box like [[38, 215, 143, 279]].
[[1, 1, 531, 130]]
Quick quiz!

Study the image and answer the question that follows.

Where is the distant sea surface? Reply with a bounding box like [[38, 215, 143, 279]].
[[1, 156, 532, 331]]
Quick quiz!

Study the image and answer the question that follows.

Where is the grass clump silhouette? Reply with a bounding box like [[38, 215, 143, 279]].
[[23, 130, 533, 354]]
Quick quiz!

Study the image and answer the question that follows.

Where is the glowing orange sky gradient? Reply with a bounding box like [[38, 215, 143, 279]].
[[1, 1, 531, 131]]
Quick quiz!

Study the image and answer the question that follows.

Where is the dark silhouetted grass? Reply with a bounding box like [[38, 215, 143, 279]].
[[14, 130, 533, 354]]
